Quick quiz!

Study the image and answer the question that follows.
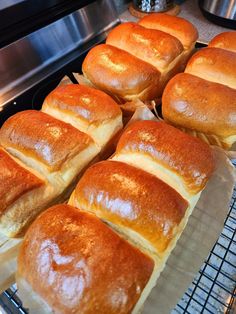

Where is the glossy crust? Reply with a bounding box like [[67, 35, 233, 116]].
[[162, 73, 236, 138], [185, 47, 236, 89], [0, 110, 94, 172], [138, 13, 198, 50], [72, 160, 188, 254], [116, 121, 215, 194], [106, 22, 183, 71], [42, 84, 121, 124], [82, 44, 162, 101], [0, 148, 43, 215], [209, 31, 236, 53], [18, 204, 154, 314]]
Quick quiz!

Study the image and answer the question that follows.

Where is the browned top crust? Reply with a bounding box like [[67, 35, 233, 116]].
[[82, 44, 162, 101], [185, 47, 236, 89], [209, 31, 236, 53], [42, 84, 121, 124], [0, 148, 44, 214], [73, 160, 188, 254], [162, 73, 236, 138], [138, 13, 198, 49], [106, 22, 183, 71], [116, 120, 215, 194], [18, 204, 154, 314], [0, 110, 94, 171]]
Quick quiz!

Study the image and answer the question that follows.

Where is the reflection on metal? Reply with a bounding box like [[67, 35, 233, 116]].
[[200, 0, 236, 20], [0, 0, 119, 107], [0, 0, 25, 10]]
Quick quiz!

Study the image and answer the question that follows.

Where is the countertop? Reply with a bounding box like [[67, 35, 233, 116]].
[[117, 0, 231, 44]]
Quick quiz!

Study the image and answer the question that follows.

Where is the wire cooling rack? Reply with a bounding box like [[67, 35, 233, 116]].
[[0, 165, 235, 314]]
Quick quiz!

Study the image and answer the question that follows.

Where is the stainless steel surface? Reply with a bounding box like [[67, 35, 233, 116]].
[[133, 0, 174, 12], [0, 0, 24, 10], [0, 0, 119, 108], [200, 0, 236, 20]]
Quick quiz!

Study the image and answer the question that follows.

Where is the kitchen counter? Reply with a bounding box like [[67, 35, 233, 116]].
[[118, 0, 231, 44]]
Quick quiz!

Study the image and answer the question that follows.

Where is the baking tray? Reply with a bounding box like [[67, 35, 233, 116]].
[[0, 40, 235, 313]]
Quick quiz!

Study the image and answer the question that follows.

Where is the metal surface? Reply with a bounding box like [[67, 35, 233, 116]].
[[133, 0, 174, 12], [0, 0, 119, 110], [200, 0, 236, 20], [0, 0, 24, 10]]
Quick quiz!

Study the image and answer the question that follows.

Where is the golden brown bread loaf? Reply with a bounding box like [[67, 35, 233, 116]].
[[0, 148, 56, 237], [0, 148, 43, 214], [42, 84, 122, 148], [106, 22, 184, 73], [138, 13, 198, 52], [0, 110, 94, 172], [208, 31, 236, 53], [69, 160, 188, 258], [0, 110, 99, 189], [162, 73, 236, 149], [113, 120, 215, 200], [185, 47, 236, 89], [17, 204, 154, 314], [82, 44, 162, 102]]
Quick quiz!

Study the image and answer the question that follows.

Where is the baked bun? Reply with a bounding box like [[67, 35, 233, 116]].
[[69, 160, 188, 258], [106, 22, 184, 73], [17, 204, 155, 314], [112, 120, 215, 200], [82, 44, 162, 102], [185, 47, 236, 89], [209, 31, 236, 53], [138, 13, 198, 52], [0, 148, 56, 237], [0, 110, 99, 189], [42, 84, 122, 148], [162, 73, 236, 149]]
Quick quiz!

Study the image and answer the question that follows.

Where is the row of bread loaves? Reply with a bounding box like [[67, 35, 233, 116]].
[[17, 120, 215, 313], [82, 13, 198, 106], [162, 31, 236, 150], [0, 84, 122, 237]]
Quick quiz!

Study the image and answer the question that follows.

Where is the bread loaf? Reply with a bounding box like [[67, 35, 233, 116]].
[[17, 204, 155, 314], [42, 84, 122, 148], [208, 31, 236, 53], [69, 160, 188, 259], [106, 22, 184, 74], [162, 73, 236, 149], [112, 120, 215, 200], [82, 44, 162, 102], [0, 148, 55, 237], [0, 110, 99, 189], [138, 13, 198, 52], [185, 47, 236, 89]]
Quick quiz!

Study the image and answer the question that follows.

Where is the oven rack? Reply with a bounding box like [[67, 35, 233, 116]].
[[0, 163, 235, 314]]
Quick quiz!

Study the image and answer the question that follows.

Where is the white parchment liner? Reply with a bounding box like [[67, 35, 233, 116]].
[[0, 101, 235, 313]]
